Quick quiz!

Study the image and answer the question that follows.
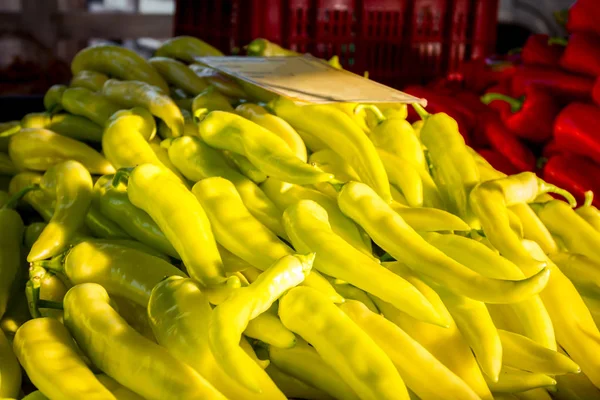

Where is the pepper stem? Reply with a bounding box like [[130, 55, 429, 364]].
[[538, 180, 577, 207], [583, 191, 594, 207], [112, 168, 133, 187], [37, 300, 64, 310], [354, 104, 385, 124], [31, 253, 65, 273], [480, 93, 524, 113], [412, 103, 429, 121], [329, 179, 345, 193], [548, 37, 568, 46], [2, 184, 40, 210]]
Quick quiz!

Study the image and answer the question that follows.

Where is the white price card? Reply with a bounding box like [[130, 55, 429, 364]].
[[195, 55, 426, 105]]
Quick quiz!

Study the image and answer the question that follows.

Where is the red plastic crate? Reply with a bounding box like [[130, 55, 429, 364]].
[[174, 0, 499, 88]]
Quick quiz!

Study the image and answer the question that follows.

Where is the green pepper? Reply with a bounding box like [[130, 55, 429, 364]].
[[148, 275, 286, 399], [279, 286, 411, 400], [499, 329, 580, 375], [21, 112, 103, 142], [149, 57, 209, 96], [282, 199, 444, 325], [260, 177, 372, 256], [0, 189, 27, 319], [191, 176, 341, 302], [28, 161, 93, 262], [8, 128, 115, 174], [340, 300, 480, 400], [70, 69, 109, 92], [72, 44, 169, 92], [43, 84, 67, 113], [413, 104, 480, 223], [61, 86, 122, 126], [155, 36, 223, 61], [338, 182, 550, 303], [127, 163, 228, 286], [272, 97, 391, 202], [26, 265, 68, 320], [236, 103, 307, 162], [103, 79, 184, 137], [34, 239, 185, 307], [268, 338, 359, 400], [164, 136, 286, 238], [64, 283, 226, 400], [14, 318, 115, 399], [198, 111, 333, 185], [93, 175, 178, 258], [209, 253, 313, 392]]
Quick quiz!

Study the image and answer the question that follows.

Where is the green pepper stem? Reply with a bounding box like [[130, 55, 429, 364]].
[[548, 37, 568, 46], [37, 300, 64, 310], [27, 280, 42, 318], [31, 254, 65, 273], [329, 179, 345, 193], [583, 191, 594, 207], [539, 180, 577, 208], [507, 47, 523, 55], [112, 168, 133, 187], [553, 9, 569, 27], [412, 103, 429, 121], [354, 104, 385, 124], [2, 184, 40, 210], [480, 93, 524, 113], [160, 138, 174, 149]]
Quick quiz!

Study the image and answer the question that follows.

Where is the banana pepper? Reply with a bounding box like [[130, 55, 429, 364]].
[[70, 69, 109, 92], [61, 86, 122, 126], [21, 112, 103, 142], [149, 56, 209, 96]]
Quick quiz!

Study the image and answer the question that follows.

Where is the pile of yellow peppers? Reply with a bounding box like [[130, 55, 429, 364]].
[[1, 36, 600, 400]]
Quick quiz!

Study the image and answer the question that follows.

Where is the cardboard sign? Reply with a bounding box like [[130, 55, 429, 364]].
[[196, 55, 426, 105]]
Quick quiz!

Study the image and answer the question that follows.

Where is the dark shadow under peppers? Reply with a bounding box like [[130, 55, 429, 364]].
[[481, 87, 559, 143], [554, 102, 600, 162]]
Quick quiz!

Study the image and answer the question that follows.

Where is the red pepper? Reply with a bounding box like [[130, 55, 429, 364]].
[[554, 102, 600, 162], [510, 65, 594, 102], [447, 58, 516, 93], [476, 149, 520, 175], [483, 82, 512, 115], [521, 34, 564, 67], [482, 115, 536, 172], [542, 139, 565, 159], [480, 86, 560, 143], [566, 0, 600, 36], [592, 76, 600, 106], [543, 154, 600, 207], [558, 33, 600, 77]]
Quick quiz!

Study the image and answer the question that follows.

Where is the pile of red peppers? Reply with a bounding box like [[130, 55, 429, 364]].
[[404, 0, 600, 207]]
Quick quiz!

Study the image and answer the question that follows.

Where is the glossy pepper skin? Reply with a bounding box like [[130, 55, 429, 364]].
[[94, 175, 179, 258], [148, 276, 287, 399], [149, 56, 209, 96], [8, 128, 115, 175], [103, 79, 185, 137], [35, 240, 185, 307], [154, 36, 223, 62], [70, 69, 109, 92], [559, 33, 600, 77], [164, 136, 286, 238], [543, 154, 600, 208], [127, 163, 228, 286], [0, 328, 21, 398], [64, 283, 227, 400], [553, 102, 600, 162], [235, 103, 308, 162], [522, 34, 564, 66], [21, 112, 103, 142], [413, 104, 480, 224], [567, 0, 600, 36], [26, 265, 68, 320], [510, 66, 594, 101], [279, 286, 410, 400], [9, 172, 54, 221], [198, 111, 333, 185], [43, 84, 67, 112], [340, 181, 551, 303], [481, 115, 536, 172], [283, 199, 443, 325], [481, 87, 560, 143], [72, 44, 169, 92], [61, 86, 122, 126], [268, 338, 360, 400], [272, 97, 391, 202], [209, 253, 313, 392], [260, 177, 372, 255], [28, 161, 93, 262], [576, 192, 600, 231], [14, 318, 115, 399], [340, 300, 480, 400]]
